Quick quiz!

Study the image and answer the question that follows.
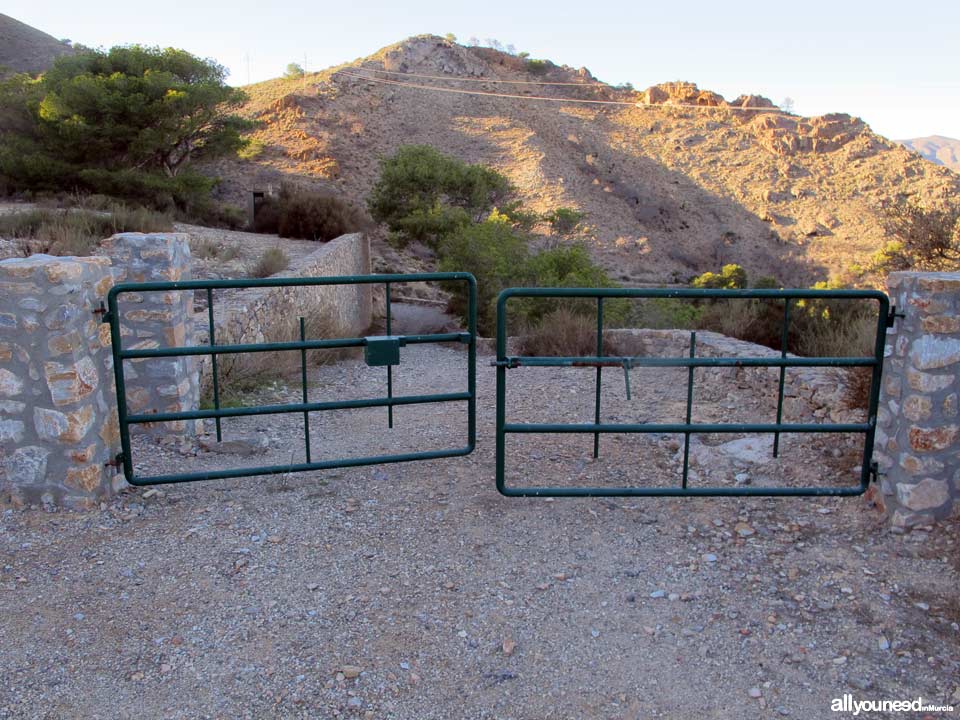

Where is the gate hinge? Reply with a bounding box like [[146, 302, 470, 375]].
[[869, 461, 882, 484], [93, 302, 112, 324], [886, 306, 905, 328], [105, 454, 124, 470]]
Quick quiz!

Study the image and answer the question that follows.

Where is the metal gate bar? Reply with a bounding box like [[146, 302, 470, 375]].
[[495, 287, 889, 497], [107, 272, 476, 486]]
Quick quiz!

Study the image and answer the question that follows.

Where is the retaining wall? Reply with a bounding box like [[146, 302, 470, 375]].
[[197, 233, 372, 383]]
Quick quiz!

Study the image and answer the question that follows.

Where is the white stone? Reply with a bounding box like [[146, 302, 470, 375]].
[[2, 446, 49, 485], [0, 368, 23, 397], [910, 335, 960, 371], [0, 419, 25, 442], [896, 478, 951, 512]]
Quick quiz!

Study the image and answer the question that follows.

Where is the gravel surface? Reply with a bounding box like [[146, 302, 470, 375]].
[[2, 345, 958, 719]]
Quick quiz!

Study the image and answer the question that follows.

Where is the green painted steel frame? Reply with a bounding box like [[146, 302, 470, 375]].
[[107, 272, 477, 486], [494, 287, 889, 497]]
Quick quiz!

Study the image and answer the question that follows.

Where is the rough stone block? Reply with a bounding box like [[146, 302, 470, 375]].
[[880, 271, 960, 525], [896, 478, 951, 512], [910, 335, 960, 370], [0, 255, 119, 508]]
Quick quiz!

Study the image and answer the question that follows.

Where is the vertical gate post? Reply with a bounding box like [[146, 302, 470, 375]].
[[101, 233, 200, 437], [875, 271, 960, 527], [0, 256, 121, 509]]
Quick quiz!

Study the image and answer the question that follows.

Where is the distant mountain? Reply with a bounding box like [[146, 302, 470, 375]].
[[0, 13, 75, 76], [212, 35, 960, 285], [898, 135, 960, 172]]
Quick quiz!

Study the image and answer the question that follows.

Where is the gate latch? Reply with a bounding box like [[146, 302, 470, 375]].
[[364, 336, 401, 367], [886, 306, 905, 328]]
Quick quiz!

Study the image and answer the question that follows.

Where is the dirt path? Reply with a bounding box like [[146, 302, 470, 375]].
[[1, 345, 958, 719]]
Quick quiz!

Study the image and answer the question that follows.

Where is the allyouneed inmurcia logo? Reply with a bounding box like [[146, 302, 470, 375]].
[[831, 694, 955, 715]]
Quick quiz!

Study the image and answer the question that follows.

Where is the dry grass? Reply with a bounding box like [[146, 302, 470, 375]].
[[249, 247, 289, 278], [2, 204, 172, 256], [202, 310, 360, 408], [517, 309, 598, 357], [192, 238, 241, 262], [517, 308, 633, 357]]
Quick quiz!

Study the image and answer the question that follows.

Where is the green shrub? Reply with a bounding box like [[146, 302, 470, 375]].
[[752, 275, 780, 289], [512, 244, 629, 329], [255, 184, 369, 240], [237, 138, 265, 160], [628, 298, 702, 330], [368, 145, 512, 249], [692, 263, 747, 289], [543, 207, 586, 237], [284, 63, 305, 79], [438, 218, 531, 334], [0, 46, 251, 219], [525, 59, 551, 76]]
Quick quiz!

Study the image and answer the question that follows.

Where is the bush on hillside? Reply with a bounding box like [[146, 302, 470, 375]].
[[691, 263, 747, 289], [871, 200, 960, 272], [255, 184, 370, 241], [438, 217, 531, 334], [525, 59, 551, 76], [512, 244, 629, 328], [543, 207, 586, 237], [368, 145, 513, 249]]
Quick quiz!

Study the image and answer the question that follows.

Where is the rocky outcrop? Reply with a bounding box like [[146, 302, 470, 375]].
[[749, 112, 867, 156]]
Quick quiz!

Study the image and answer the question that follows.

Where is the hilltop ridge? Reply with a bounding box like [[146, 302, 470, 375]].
[[899, 135, 960, 172], [0, 13, 75, 76]]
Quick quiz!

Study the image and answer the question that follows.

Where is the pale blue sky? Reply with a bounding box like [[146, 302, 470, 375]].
[[7, 0, 959, 139]]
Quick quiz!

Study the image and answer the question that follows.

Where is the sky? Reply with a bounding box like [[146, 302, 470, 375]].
[[6, 0, 960, 139]]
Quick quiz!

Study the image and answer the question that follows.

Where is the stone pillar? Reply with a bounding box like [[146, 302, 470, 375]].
[[101, 233, 200, 436], [0, 255, 121, 509], [875, 271, 960, 527]]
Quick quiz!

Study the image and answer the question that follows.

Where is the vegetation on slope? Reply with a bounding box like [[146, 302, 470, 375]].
[[0, 46, 251, 225]]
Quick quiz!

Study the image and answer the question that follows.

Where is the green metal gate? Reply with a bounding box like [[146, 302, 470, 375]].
[[494, 287, 890, 497], [107, 272, 476, 486]]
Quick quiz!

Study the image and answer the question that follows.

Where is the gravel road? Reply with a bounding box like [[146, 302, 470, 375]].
[[2, 344, 958, 719]]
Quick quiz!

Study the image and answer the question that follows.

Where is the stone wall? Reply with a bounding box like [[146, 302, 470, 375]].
[[100, 233, 200, 436], [198, 233, 372, 381], [875, 271, 959, 526], [0, 255, 121, 509], [605, 329, 859, 423]]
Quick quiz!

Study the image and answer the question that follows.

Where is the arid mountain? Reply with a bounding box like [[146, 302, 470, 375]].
[[899, 135, 960, 172], [0, 13, 75, 76], [214, 35, 960, 285]]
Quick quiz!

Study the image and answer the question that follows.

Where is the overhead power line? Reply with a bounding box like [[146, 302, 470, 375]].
[[351, 67, 605, 87], [333, 70, 794, 115]]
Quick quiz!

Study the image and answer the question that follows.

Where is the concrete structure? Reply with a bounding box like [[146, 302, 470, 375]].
[[197, 232, 372, 386], [875, 271, 960, 526], [0, 255, 120, 508], [100, 233, 200, 436]]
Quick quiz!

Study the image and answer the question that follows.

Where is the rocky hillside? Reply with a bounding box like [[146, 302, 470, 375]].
[[899, 135, 960, 172], [0, 13, 75, 76], [213, 35, 960, 285]]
